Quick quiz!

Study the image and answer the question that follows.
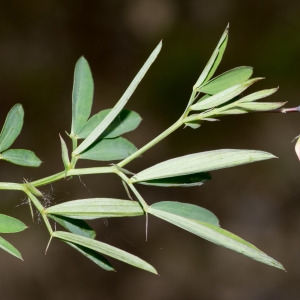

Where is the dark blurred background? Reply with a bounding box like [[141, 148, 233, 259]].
[[0, 1, 300, 299]]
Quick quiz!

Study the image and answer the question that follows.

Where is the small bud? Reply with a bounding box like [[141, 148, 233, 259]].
[[294, 135, 300, 161]]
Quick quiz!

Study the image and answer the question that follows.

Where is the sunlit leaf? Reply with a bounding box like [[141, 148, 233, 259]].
[[138, 172, 211, 187], [78, 109, 142, 139], [71, 57, 94, 136], [0, 104, 24, 152], [65, 241, 115, 271], [131, 149, 275, 183], [151, 201, 219, 226], [0, 214, 27, 233], [191, 78, 263, 111], [53, 231, 157, 274], [194, 24, 229, 91], [48, 214, 96, 238], [199, 66, 253, 95], [0, 236, 23, 260], [79, 137, 137, 161], [148, 206, 284, 270], [45, 198, 144, 219], [73, 41, 162, 156], [0, 149, 42, 167]]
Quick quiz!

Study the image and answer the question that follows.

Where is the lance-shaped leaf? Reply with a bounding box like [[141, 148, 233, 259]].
[[0, 104, 24, 152], [0, 214, 27, 233], [236, 87, 278, 103], [78, 137, 137, 161], [191, 78, 263, 111], [131, 149, 276, 183], [64, 241, 115, 271], [71, 57, 94, 136], [0, 149, 42, 167], [0, 236, 23, 260], [148, 206, 284, 270], [237, 101, 286, 112], [215, 108, 248, 116], [45, 198, 144, 219], [53, 231, 157, 274], [151, 201, 219, 226], [73, 41, 162, 156], [48, 214, 96, 238], [78, 109, 142, 139], [194, 24, 229, 90], [138, 172, 211, 187], [199, 66, 253, 95]]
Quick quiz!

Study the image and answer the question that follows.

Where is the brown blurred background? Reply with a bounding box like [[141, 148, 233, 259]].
[[0, 1, 300, 299]]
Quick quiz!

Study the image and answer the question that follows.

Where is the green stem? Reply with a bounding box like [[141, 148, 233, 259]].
[[117, 89, 198, 169], [25, 191, 53, 234], [117, 118, 183, 168], [30, 166, 114, 187]]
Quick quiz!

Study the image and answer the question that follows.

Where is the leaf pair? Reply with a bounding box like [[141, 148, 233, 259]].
[[70, 42, 161, 162], [68, 58, 142, 162], [46, 198, 155, 273], [0, 214, 27, 260], [0, 104, 41, 167], [148, 202, 284, 270]]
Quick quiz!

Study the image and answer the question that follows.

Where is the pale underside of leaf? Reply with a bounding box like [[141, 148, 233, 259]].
[[148, 207, 284, 270], [191, 78, 263, 111], [45, 198, 144, 219], [131, 149, 276, 183]]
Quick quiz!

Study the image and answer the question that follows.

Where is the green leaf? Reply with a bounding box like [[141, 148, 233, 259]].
[[0, 236, 23, 260], [131, 149, 276, 183], [0, 214, 27, 233], [59, 134, 70, 169], [0, 104, 24, 152], [237, 102, 286, 112], [151, 201, 219, 226], [71, 56, 94, 136], [79, 137, 137, 161], [199, 66, 253, 95], [148, 206, 284, 270], [236, 87, 278, 103], [73, 41, 162, 156], [216, 108, 248, 115], [138, 172, 211, 187], [78, 109, 142, 139], [194, 24, 229, 90], [45, 198, 144, 219], [64, 241, 115, 271], [53, 231, 157, 274], [191, 78, 263, 111], [48, 214, 96, 239], [0, 149, 42, 167]]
